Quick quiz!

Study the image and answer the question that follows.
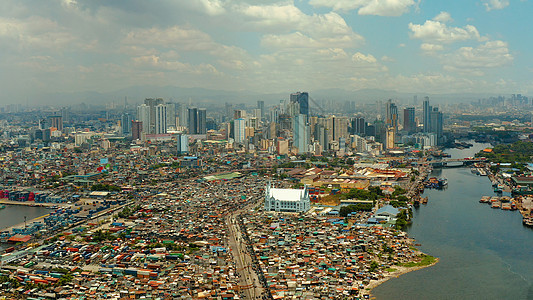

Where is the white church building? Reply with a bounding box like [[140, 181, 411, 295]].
[[264, 183, 311, 213]]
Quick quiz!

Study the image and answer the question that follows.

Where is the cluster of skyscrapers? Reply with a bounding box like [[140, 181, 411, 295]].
[[118, 92, 445, 156]]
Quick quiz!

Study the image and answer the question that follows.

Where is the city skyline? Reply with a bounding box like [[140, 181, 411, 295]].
[[0, 0, 532, 105]]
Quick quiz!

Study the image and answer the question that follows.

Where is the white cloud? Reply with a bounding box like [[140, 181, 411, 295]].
[[409, 19, 482, 43], [132, 55, 220, 75], [123, 26, 215, 51], [443, 40, 513, 75], [433, 11, 452, 23], [309, 0, 416, 16], [420, 43, 444, 52], [483, 0, 510, 11], [352, 52, 377, 63]]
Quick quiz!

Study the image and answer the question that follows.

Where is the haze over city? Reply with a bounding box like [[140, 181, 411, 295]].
[[1, 0, 531, 105]]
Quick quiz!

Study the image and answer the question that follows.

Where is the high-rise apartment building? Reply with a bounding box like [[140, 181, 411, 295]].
[[423, 97, 431, 133], [234, 118, 246, 144], [144, 98, 164, 134], [257, 100, 265, 119], [293, 114, 309, 154], [403, 107, 416, 133], [351, 116, 366, 136], [132, 120, 142, 140], [137, 104, 151, 134], [122, 113, 132, 136], [155, 104, 167, 134], [177, 134, 189, 154], [49, 116, 63, 132], [187, 107, 207, 134], [290, 92, 309, 116], [198, 108, 207, 134]]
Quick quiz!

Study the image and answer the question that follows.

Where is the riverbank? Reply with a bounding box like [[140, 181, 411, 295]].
[[368, 256, 439, 297], [0, 199, 70, 208]]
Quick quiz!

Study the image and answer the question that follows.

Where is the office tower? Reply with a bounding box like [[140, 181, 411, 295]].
[[403, 107, 416, 133], [121, 113, 132, 136], [48, 116, 63, 132], [188, 107, 198, 134], [234, 118, 246, 143], [177, 134, 189, 154], [225, 103, 233, 122], [198, 108, 207, 134], [430, 107, 443, 140], [413, 95, 418, 106], [257, 100, 265, 119], [132, 121, 142, 140], [385, 99, 398, 130], [293, 114, 309, 154], [290, 92, 309, 116], [144, 98, 164, 133], [234, 109, 246, 119], [165, 103, 176, 128], [155, 104, 167, 134], [60, 107, 70, 125], [177, 103, 188, 127], [386, 127, 396, 149], [314, 123, 328, 151], [351, 116, 366, 136], [423, 97, 431, 133], [137, 104, 151, 134]]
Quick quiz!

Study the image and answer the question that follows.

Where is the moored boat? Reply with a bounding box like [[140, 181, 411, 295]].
[[479, 196, 490, 203]]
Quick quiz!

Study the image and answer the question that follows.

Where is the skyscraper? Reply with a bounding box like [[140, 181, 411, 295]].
[[137, 104, 151, 134], [423, 97, 432, 133], [177, 134, 189, 154], [144, 98, 164, 134], [121, 113, 132, 136], [198, 108, 207, 134], [188, 107, 198, 134], [155, 104, 167, 134], [351, 116, 366, 136], [385, 99, 398, 131], [48, 116, 63, 132], [403, 107, 416, 133], [257, 100, 265, 119], [234, 118, 246, 143], [293, 114, 309, 154], [430, 107, 443, 142], [290, 92, 309, 116], [132, 120, 142, 140], [165, 102, 176, 128], [187, 107, 206, 134]]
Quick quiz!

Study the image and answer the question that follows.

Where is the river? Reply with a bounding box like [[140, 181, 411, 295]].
[[373, 142, 533, 300], [0, 205, 49, 250]]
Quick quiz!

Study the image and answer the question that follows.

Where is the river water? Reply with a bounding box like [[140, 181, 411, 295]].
[[0, 205, 49, 250], [373, 143, 533, 300]]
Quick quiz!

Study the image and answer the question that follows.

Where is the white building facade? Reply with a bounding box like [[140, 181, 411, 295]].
[[264, 183, 311, 213]]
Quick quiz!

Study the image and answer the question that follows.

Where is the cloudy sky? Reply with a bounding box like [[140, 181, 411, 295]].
[[0, 0, 531, 103]]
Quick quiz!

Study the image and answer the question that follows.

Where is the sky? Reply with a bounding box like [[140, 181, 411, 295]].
[[0, 0, 532, 104]]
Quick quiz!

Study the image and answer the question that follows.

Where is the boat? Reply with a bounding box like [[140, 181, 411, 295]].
[[478, 168, 487, 176], [479, 196, 490, 203], [0, 205, 5, 209], [422, 197, 428, 204], [511, 201, 517, 210], [501, 203, 511, 210], [491, 202, 500, 209], [523, 218, 533, 227]]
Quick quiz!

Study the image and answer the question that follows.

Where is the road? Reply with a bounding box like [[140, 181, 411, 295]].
[[226, 198, 265, 299]]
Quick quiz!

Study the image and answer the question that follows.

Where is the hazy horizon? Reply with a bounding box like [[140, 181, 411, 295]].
[[1, 0, 532, 105]]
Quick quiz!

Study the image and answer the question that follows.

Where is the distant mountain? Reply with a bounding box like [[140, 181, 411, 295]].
[[33, 85, 504, 107]]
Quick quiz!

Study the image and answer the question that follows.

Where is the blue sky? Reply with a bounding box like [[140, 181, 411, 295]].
[[0, 0, 531, 103]]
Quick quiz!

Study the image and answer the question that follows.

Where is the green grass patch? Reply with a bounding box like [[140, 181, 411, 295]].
[[385, 268, 397, 272], [398, 254, 437, 268]]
